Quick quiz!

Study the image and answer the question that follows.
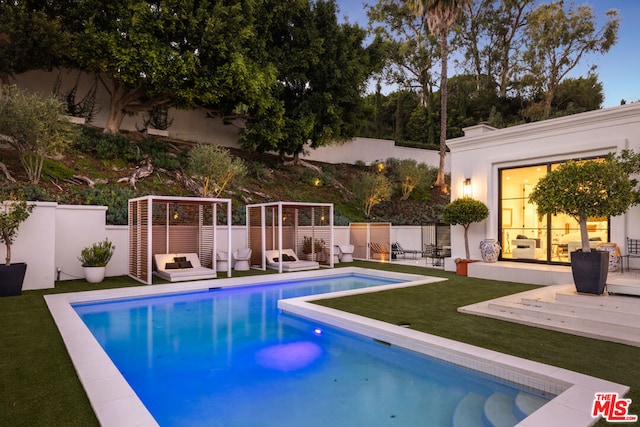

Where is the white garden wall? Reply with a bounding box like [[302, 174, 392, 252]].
[[1, 201, 358, 291]]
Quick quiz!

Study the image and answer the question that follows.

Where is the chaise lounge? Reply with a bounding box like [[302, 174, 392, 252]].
[[154, 253, 217, 282], [264, 249, 319, 272]]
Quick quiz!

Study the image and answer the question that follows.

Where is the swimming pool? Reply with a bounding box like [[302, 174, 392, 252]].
[[45, 267, 629, 426], [72, 273, 549, 426]]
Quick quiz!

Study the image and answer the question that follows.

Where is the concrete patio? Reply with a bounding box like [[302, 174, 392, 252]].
[[393, 257, 640, 347]]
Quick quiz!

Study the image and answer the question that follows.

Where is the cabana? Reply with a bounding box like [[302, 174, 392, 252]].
[[246, 202, 334, 273], [128, 195, 232, 284], [349, 222, 392, 261]]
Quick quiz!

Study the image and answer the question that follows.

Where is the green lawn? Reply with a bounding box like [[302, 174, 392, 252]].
[[1, 261, 637, 426]]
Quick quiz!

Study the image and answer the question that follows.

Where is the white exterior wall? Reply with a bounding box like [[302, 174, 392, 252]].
[[446, 103, 640, 272], [55, 205, 129, 282]]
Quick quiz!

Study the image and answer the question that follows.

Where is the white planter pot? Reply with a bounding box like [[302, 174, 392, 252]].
[[84, 266, 106, 284]]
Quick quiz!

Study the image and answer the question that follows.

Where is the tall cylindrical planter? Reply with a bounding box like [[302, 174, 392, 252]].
[[571, 251, 608, 295], [0, 263, 27, 297], [479, 239, 501, 263]]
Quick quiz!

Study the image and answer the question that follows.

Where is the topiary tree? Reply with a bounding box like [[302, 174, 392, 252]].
[[0, 191, 35, 266], [529, 152, 640, 253], [442, 197, 489, 260], [0, 85, 72, 184]]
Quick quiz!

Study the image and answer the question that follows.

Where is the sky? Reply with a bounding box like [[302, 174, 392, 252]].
[[334, 0, 640, 108]]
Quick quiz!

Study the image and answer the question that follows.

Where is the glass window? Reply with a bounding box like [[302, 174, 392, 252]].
[[499, 161, 608, 264]]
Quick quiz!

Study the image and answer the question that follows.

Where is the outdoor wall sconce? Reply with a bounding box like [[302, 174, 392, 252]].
[[463, 178, 472, 197]]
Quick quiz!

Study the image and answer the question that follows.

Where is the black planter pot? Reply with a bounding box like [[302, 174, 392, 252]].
[[570, 251, 608, 295], [0, 263, 27, 297]]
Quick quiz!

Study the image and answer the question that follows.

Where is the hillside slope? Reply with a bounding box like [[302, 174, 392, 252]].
[[0, 126, 450, 225]]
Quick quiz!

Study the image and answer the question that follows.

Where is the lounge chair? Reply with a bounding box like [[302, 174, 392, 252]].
[[393, 242, 421, 259], [369, 242, 390, 260], [264, 249, 319, 272], [153, 253, 217, 282]]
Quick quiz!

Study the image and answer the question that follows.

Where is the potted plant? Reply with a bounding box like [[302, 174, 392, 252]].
[[302, 236, 326, 261], [443, 197, 490, 276], [0, 192, 35, 296], [79, 238, 115, 283], [529, 151, 640, 294]]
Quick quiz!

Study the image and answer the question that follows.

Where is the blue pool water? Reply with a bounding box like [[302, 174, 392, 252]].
[[74, 273, 550, 426]]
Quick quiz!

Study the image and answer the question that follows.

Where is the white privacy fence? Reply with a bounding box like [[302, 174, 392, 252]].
[[1, 201, 435, 290]]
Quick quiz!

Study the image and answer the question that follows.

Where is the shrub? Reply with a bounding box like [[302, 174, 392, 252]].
[[188, 144, 247, 197], [0, 85, 73, 184], [78, 238, 115, 267]]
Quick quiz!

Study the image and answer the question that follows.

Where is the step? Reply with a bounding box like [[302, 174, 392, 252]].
[[520, 297, 640, 325], [555, 290, 640, 312], [452, 392, 486, 427], [488, 299, 640, 336], [485, 299, 640, 347], [608, 282, 640, 297], [484, 392, 518, 427], [514, 392, 549, 418]]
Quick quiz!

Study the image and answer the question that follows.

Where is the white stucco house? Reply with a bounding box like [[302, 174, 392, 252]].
[[445, 102, 640, 282]]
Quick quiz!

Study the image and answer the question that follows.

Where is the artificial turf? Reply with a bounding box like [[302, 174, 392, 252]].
[[1, 261, 637, 426]]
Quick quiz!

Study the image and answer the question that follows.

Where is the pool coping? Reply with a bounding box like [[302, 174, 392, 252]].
[[44, 267, 628, 426]]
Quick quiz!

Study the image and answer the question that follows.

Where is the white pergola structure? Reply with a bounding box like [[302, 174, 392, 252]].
[[349, 222, 392, 260], [128, 195, 232, 284], [246, 202, 334, 272]]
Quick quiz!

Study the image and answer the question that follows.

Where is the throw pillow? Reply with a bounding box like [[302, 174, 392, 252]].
[[178, 260, 193, 268], [165, 262, 179, 269]]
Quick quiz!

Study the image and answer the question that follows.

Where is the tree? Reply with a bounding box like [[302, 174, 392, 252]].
[[188, 144, 247, 198], [386, 158, 430, 200], [551, 74, 603, 115], [529, 153, 640, 253], [455, 0, 533, 97], [442, 197, 489, 260], [0, 191, 35, 266], [0, 1, 65, 92], [366, 0, 438, 107], [0, 86, 72, 184], [354, 172, 392, 218], [407, 0, 471, 191], [62, 0, 276, 134], [242, 0, 383, 162], [522, 1, 619, 119]]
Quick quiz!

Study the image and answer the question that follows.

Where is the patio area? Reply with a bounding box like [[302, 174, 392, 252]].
[[392, 256, 640, 347]]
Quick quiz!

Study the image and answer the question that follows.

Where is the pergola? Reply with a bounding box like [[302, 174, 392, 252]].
[[246, 202, 334, 272], [349, 222, 392, 260], [128, 195, 232, 284]]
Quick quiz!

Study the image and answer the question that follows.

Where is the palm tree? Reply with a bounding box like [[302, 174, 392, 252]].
[[407, 0, 469, 192]]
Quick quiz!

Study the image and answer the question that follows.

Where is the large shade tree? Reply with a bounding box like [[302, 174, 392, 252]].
[[455, 0, 534, 97], [61, 0, 276, 134], [522, 1, 619, 119], [407, 0, 470, 192], [0, 1, 66, 94], [241, 0, 384, 163]]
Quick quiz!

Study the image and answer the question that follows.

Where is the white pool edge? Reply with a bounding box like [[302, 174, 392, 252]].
[[44, 267, 628, 427]]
